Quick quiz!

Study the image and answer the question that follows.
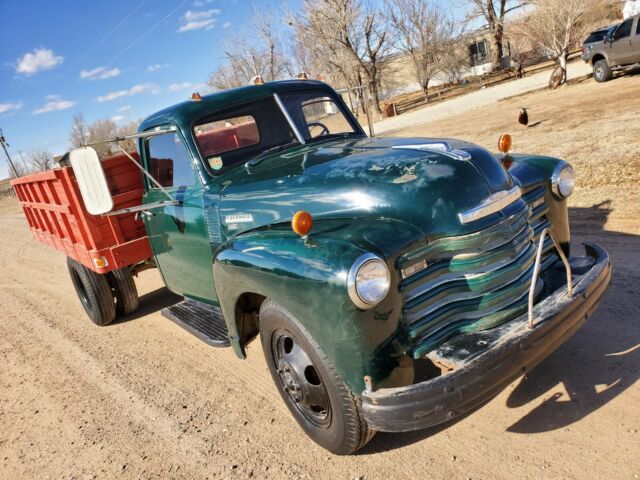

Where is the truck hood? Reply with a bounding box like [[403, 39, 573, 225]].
[[217, 136, 517, 242]]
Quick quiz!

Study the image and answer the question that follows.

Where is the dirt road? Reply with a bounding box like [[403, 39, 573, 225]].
[[1, 75, 639, 480]]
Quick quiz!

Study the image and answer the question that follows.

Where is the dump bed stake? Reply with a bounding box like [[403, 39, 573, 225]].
[[528, 227, 573, 328]]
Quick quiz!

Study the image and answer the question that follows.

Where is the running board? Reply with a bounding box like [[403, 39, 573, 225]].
[[161, 299, 230, 347]]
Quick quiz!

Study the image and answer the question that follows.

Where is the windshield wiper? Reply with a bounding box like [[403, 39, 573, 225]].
[[245, 140, 300, 168]]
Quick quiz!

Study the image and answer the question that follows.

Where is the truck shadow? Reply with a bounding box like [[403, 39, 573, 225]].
[[362, 200, 640, 453], [110, 287, 182, 324], [505, 200, 640, 433]]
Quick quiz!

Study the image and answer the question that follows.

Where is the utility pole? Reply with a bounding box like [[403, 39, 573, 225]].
[[0, 129, 19, 178]]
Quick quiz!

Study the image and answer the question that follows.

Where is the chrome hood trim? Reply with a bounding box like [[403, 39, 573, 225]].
[[458, 186, 523, 225]]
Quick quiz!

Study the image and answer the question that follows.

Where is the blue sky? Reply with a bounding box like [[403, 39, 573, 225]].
[[0, 0, 288, 178], [0, 0, 477, 178]]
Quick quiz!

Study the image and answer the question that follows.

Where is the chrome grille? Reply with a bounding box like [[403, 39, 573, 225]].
[[400, 189, 556, 359]]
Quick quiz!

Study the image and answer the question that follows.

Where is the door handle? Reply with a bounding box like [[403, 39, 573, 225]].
[[135, 210, 156, 221]]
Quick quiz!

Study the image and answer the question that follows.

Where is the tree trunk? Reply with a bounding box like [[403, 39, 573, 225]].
[[369, 80, 382, 114], [558, 52, 568, 85], [423, 80, 430, 103], [493, 25, 504, 70]]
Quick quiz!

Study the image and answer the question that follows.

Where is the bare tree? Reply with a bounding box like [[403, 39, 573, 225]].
[[295, 0, 389, 113], [28, 150, 53, 172], [207, 11, 292, 90], [387, 0, 459, 100], [467, 0, 528, 70], [69, 113, 89, 148], [514, 0, 610, 86]]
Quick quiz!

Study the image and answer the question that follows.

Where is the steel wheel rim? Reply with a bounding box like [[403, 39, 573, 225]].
[[595, 65, 603, 79], [271, 329, 331, 427]]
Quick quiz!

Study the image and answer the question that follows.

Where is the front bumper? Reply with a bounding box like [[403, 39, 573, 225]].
[[361, 242, 611, 432]]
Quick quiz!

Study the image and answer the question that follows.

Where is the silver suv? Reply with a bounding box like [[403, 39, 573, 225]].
[[584, 13, 640, 82]]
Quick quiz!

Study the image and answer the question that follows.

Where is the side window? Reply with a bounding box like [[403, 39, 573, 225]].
[[146, 132, 195, 188], [636, 19, 640, 36], [615, 19, 633, 39]]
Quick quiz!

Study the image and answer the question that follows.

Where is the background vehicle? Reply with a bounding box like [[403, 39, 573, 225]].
[[581, 24, 618, 62], [11, 80, 611, 454], [584, 13, 640, 82]]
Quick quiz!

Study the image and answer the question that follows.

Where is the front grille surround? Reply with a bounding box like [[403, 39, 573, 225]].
[[399, 187, 557, 359]]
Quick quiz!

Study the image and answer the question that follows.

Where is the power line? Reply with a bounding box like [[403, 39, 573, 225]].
[[103, 0, 190, 68], [72, 0, 148, 68]]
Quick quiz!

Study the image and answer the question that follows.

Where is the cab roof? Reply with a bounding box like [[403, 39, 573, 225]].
[[138, 80, 335, 132]]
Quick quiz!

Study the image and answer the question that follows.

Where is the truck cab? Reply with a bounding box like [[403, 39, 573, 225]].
[[14, 80, 611, 455]]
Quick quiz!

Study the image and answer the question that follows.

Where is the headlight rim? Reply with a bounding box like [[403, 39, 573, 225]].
[[551, 161, 575, 199], [347, 253, 390, 310]]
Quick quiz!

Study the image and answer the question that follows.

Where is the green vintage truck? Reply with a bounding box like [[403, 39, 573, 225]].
[[15, 80, 611, 454]]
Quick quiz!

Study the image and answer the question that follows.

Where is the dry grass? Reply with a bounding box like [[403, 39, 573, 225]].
[[394, 73, 640, 190]]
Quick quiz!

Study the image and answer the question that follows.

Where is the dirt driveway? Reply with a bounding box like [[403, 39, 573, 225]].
[[1, 75, 639, 480]]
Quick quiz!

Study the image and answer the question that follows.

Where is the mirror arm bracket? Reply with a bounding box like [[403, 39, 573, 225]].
[[115, 144, 174, 202]]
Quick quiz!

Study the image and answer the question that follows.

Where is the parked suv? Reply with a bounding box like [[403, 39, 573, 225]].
[[584, 13, 640, 82]]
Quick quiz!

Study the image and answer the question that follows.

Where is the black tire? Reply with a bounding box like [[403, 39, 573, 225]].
[[593, 59, 612, 83], [67, 257, 116, 326], [259, 299, 375, 455], [107, 267, 139, 315]]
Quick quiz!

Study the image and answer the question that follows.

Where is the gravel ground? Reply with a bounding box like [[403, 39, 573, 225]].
[[1, 70, 639, 480]]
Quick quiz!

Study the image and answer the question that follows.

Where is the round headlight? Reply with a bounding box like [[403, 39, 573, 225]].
[[347, 253, 391, 310], [552, 162, 575, 199]]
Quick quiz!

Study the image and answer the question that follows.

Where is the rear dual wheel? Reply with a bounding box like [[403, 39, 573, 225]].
[[67, 258, 139, 326], [259, 300, 375, 455]]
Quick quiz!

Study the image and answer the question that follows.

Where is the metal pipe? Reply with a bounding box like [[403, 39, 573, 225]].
[[528, 227, 573, 329], [116, 144, 174, 202], [273, 93, 305, 145], [83, 126, 176, 148]]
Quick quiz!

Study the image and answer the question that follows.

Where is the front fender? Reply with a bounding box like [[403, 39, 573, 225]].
[[508, 154, 570, 246], [213, 219, 421, 393]]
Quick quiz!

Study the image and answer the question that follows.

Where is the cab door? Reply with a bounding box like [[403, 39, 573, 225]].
[[609, 18, 634, 65], [630, 16, 640, 64], [141, 128, 218, 304]]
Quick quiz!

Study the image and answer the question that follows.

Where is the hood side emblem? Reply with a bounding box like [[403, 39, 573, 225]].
[[392, 142, 472, 161], [458, 186, 522, 224]]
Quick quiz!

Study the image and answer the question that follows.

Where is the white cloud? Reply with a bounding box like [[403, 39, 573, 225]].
[[222, 21, 231, 29], [146, 63, 169, 72], [97, 83, 160, 102], [117, 105, 132, 112], [0, 101, 24, 114], [178, 9, 220, 32], [111, 115, 127, 123], [193, 0, 214, 6], [169, 82, 194, 92], [33, 95, 75, 114], [16, 48, 64, 75], [80, 66, 121, 81]]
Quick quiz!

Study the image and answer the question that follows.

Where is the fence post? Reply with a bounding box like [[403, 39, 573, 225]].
[[364, 87, 375, 137]]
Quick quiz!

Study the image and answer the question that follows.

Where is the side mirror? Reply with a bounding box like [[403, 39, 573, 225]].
[[69, 147, 114, 215]]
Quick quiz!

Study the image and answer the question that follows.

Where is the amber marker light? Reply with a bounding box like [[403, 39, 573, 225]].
[[498, 133, 512, 154], [292, 211, 313, 237]]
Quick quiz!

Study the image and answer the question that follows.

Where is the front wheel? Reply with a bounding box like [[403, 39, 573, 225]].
[[259, 300, 375, 455], [593, 59, 612, 82]]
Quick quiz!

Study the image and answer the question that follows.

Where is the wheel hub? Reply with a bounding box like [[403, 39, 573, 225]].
[[278, 361, 303, 402], [272, 331, 331, 427]]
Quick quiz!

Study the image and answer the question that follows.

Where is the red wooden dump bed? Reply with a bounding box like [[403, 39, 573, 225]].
[[11, 152, 152, 274]]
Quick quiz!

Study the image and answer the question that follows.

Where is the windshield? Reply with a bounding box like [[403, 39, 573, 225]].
[[280, 91, 360, 141], [193, 90, 361, 175]]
